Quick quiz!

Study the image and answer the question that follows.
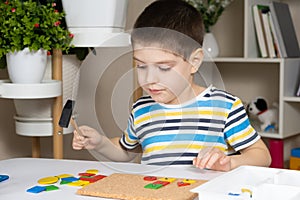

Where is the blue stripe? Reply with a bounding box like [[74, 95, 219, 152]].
[[225, 119, 251, 138], [196, 100, 232, 109], [225, 112, 247, 130], [134, 104, 162, 118], [142, 134, 225, 147]]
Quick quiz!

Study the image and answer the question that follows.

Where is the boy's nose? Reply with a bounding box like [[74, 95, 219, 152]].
[[145, 66, 159, 84]]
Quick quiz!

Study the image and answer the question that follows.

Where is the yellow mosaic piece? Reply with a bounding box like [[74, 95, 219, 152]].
[[56, 174, 74, 178], [182, 179, 196, 184], [86, 169, 99, 174], [158, 177, 176, 183], [68, 180, 90, 187], [38, 176, 59, 185]]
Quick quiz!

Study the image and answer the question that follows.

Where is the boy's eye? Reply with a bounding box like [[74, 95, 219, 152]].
[[136, 64, 147, 69], [157, 65, 171, 71]]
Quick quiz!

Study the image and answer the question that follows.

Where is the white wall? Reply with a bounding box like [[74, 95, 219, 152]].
[[0, 0, 154, 161]]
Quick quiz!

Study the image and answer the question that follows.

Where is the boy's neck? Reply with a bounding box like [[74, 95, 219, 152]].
[[171, 84, 206, 105]]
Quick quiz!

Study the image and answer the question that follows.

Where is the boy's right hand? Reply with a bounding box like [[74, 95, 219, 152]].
[[72, 125, 102, 150]]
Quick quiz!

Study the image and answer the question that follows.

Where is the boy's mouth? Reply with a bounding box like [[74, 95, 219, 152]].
[[148, 88, 162, 94]]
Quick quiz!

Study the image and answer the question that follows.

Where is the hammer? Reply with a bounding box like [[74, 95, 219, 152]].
[[59, 99, 84, 137]]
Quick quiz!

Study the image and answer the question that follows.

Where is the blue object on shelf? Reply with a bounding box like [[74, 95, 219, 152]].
[[0, 175, 9, 182], [291, 148, 300, 158]]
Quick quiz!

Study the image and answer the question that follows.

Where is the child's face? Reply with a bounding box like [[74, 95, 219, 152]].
[[133, 47, 197, 105]]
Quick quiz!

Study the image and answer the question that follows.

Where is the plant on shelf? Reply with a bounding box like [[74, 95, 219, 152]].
[[0, 0, 74, 83], [184, 0, 234, 33], [0, 0, 73, 57]]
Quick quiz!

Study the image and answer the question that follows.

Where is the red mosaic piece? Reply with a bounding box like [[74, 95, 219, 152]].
[[143, 176, 157, 181], [80, 175, 107, 183], [177, 181, 190, 187], [78, 172, 95, 177], [152, 180, 170, 186]]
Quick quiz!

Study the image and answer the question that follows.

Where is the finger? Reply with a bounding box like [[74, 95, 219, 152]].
[[80, 137, 93, 149], [197, 151, 214, 169], [194, 148, 212, 168], [219, 156, 231, 165], [74, 131, 85, 141], [205, 152, 221, 169], [193, 157, 200, 167], [72, 142, 84, 150]]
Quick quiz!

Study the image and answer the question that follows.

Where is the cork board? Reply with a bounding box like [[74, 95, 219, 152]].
[[77, 173, 207, 200]]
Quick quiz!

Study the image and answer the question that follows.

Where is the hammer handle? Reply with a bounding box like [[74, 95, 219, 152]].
[[70, 117, 84, 137]]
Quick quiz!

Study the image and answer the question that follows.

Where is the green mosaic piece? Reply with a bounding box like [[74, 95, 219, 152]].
[[45, 185, 59, 191], [60, 180, 71, 185], [144, 183, 163, 189]]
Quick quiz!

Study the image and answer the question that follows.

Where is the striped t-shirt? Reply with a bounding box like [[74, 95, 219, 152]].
[[120, 86, 260, 166]]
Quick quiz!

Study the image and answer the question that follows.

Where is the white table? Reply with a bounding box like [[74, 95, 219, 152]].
[[0, 158, 223, 199]]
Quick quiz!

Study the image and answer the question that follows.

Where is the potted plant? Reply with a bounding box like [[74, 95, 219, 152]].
[[184, 0, 234, 58], [0, 0, 73, 83]]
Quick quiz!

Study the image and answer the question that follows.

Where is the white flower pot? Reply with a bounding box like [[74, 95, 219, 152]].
[[62, 0, 129, 46], [6, 48, 47, 83], [203, 33, 220, 58], [13, 55, 82, 119]]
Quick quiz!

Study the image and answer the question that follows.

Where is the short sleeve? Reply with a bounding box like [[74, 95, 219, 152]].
[[224, 98, 260, 151], [119, 112, 140, 150]]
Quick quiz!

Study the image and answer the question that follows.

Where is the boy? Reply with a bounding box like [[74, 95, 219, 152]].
[[73, 0, 271, 171]]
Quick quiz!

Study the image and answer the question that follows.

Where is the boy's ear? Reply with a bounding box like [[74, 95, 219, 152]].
[[189, 48, 203, 74]]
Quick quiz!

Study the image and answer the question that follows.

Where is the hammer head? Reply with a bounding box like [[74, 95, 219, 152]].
[[59, 99, 75, 128]]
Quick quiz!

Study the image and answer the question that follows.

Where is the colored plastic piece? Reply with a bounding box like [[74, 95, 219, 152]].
[[291, 148, 300, 158], [241, 188, 252, 197], [38, 176, 59, 185], [144, 183, 163, 189], [86, 169, 99, 174], [61, 177, 79, 182], [60, 180, 71, 185], [68, 180, 90, 187], [0, 175, 9, 182], [228, 192, 241, 196], [290, 156, 300, 170], [78, 172, 95, 177], [143, 176, 157, 181], [45, 185, 59, 191], [56, 174, 74, 178], [182, 179, 196, 184], [159, 177, 176, 183], [27, 186, 46, 194], [152, 180, 170, 186], [177, 181, 190, 187], [80, 175, 107, 183]]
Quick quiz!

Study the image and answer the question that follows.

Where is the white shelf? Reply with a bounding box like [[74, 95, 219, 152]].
[[283, 97, 300, 102], [211, 0, 300, 140], [14, 116, 73, 137], [211, 57, 282, 63], [0, 80, 61, 99]]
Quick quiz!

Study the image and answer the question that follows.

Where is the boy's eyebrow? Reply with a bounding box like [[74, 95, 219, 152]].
[[133, 57, 177, 65]]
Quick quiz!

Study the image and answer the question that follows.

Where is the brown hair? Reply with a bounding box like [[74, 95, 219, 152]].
[[131, 0, 204, 59]]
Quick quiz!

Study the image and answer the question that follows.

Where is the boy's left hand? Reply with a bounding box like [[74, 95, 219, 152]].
[[193, 147, 231, 172]]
